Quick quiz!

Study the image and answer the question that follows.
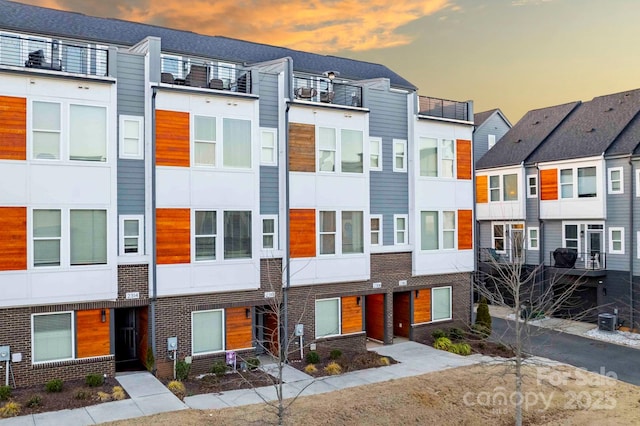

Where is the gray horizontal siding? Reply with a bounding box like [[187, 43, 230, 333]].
[[117, 159, 145, 215], [606, 158, 632, 271], [542, 221, 562, 266], [260, 166, 279, 215], [258, 72, 279, 128], [474, 114, 511, 165], [367, 87, 409, 246]]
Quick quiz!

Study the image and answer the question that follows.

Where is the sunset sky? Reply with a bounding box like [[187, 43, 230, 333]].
[[18, 0, 640, 123]]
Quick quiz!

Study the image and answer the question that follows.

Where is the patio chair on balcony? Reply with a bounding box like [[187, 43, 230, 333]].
[[25, 49, 62, 71], [209, 78, 224, 90], [161, 72, 175, 84], [320, 91, 335, 103], [295, 87, 317, 99], [185, 64, 208, 88]]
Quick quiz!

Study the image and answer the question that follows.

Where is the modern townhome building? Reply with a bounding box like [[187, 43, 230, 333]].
[[0, 0, 475, 386], [473, 108, 511, 165], [476, 88, 640, 327]]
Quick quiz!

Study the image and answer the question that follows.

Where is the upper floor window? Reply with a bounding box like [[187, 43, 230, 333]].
[[487, 134, 496, 150], [393, 139, 407, 172], [528, 227, 539, 250], [370, 137, 382, 171], [260, 128, 277, 166], [489, 173, 518, 202], [194, 116, 216, 166], [527, 175, 538, 198], [261, 215, 278, 250], [418, 137, 454, 178], [561, 167, 597, 198], [609, 227, 624, 254], [317, 127, 363, 174], [224, 211, 252, 259], [33, 209, 61, 267], [420, 210, 456, 251], [192, 116, 251, 169], [194, 211, 216, 261], [370, 215, 382, 246], [608, 167, 623, 194], [318, 211, 363, 255], [32, 101, 61, 160], [119, 215, 144, 256], [394, 214, 408, 245], [119, 115, 144, 160]]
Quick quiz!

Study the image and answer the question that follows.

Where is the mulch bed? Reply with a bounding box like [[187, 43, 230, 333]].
[[289, 350, 398, 378], [174, 370, 277, 397], [421, 330, 516, 358], [1, 377, 127, 417]]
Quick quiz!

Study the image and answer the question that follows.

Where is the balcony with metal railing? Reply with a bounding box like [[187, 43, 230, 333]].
[[418, 95, 471, 121], [0, 34, 109, 77], [160, 56, 252, 94], [293, 75, 363, 108], [548, 249, 606, 276]]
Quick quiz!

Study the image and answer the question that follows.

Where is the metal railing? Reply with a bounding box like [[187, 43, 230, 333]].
[[549, 249, 605, 271], [293, 76, 363, 107], [0, 34, 108, 77], [160, 56, 251, 94], [478, 247, 525, 265], [418, 96, 470, 121]]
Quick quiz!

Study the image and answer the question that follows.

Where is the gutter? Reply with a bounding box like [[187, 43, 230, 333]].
[[629, 156, 634, 328], [536, 163, 545, 290], [150, 86, 158, 361], [282, 57, 293, 357]]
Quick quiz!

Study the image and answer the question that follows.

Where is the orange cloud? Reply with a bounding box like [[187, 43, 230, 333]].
[[22, 0, 452, 52]]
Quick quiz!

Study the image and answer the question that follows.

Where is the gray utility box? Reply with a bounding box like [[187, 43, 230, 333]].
[[598, 313, 617, 332]]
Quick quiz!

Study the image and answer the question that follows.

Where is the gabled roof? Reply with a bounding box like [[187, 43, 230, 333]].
[[0, 0, 416, 89], [527, 89, 640, 163], [476, 102, 579, 170], [474, 108, 512, 128]]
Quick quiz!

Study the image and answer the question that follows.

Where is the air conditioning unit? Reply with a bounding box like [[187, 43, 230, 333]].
[[598, 313, 616, 332]]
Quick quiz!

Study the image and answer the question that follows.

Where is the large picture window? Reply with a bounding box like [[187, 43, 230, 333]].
[[432, 287, 452, 321], [224, 211, 251, 259], [578, 167, 597, 198], [192, 310, 224, 354], [315, 298, 340, 338], [70, 210, 107, 265], [32, 312, 73, 363], [503, 174, 518, 201], [69, 105, 107, 162]]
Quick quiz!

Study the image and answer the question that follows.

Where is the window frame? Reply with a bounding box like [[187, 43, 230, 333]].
[[370, 214, 383, 246], [318, 210, 337, 255], [31, 311, 75, 364], [193, 115, 218, 167], [223, 210, 252, 259], [31, 100, 61, 160], [193, 210, 217, 262], [527, 174, 538, 198], [68, 103, 108, 162], [191, 309, 225, 355], [370, 137, 383, 171], [394, 214, 408, 245], [315, 298, 341, 338], [32, 209, 62, 268], [431, 286, 452, 322], [487, 134, 496, 150], [260, 127, 277, 166], [222, 117, 252, 169], [69, 209, 107, 266], [607, 167, 623, 194], [502, 174, 518, 201], [636, 169, 640, 197], [392, 139, 407, 172], [492, 223, 506, 253], [119, 215, 144, 256], [261, 215, 278, 250], [318, 127, 337, 173], [609, 227, 625, 254], [527, 226, 539, 251], [118, 115, 144, 160]]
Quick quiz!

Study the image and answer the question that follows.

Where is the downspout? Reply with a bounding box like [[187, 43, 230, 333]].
[[472, 144, 477, 324], [283, 58, 293, 358], [536, 163, 544, 290], [629, 156, 634, 328], [151, 87, 158, 362]]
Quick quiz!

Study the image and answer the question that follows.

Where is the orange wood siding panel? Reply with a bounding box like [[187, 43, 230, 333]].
[[456, 139, 472, 180], [457, 209, 473, 250], [365, 294, 385, 342], [476, 175, 488, 203], [226, 307, 253, 350], [290, 209, 316, 258], [156, 110, 190, 167], [76, 309, 110, 358], [156, 208, 191, 264], [137, 308, 149, 365], [413, 290, 431, 324], [540, 169, 558, 200], [393, 292, 410, 338], [341, 296, 363, 334], [289, 123, 315, 172], [0, 96, 26, 160], [0, 207, 26, 271]]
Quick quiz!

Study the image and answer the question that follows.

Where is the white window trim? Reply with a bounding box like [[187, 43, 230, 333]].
[[119, 215, 144, 256], [527, 174, 538, 198], [487, 134, 496, 150], [370, 214, 383, 246], [418, 137, 456, 179], [489, 174, 501, 202], [370, 137, 383, 171], [392, 139, 407, 172], [527, 226, 539, 251], [608, 227, 625, 254], [192, 210, 218, 262], [31, 311, 75, 364], [559, 166, 598, 199], [119, 115, 144, 160], [420, 210, 456, 252], [491, 222, 506, 253], [315, 297, 342, 338], [261, 214, 278, 250], [192, 115, 218, 168], [607, 167, 623, 194], [191, 309, 226, 356], [637, 231, 640, 259], [394, 214, 408, 245], [431, 286, 452, 322], [260, 127, 277, 166], [636, 169, 640, 197]]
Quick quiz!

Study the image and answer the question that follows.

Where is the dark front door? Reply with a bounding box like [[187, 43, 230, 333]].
[[115, 308, 140, 369]]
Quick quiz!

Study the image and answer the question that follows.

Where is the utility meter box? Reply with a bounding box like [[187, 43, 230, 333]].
[[294, 324, 304, 336], [167, 337, 178, 351], [0, 346, 9, 362]]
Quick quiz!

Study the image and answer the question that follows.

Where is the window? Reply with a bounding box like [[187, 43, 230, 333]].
[[32, 101, 61, 160], [608, 167, 623, 194], [489, 175, 500, 201], [432, 287, 452, 321], [119, 215, 143, 256], [318, 127, 336, 172], [260, 128, 277, 166], [420, 211, 438, 250], [342, 211, 363, 254], [70, 210, 107, 265], [261, 215, 277, 249], [578, 167, 596, 197], [528, 227, 539, 250], [564, 224, 579, 251], [503, 174, 518, 201], [69, 105, 107, 162], [421, 211, 455, 251], [319, 211, 336, 255], [32, 312, 73, 363], [194, 115, 216, 166], [224, 211, 251, 259], [443, 211, 455, 249], [560, 169, 573, 198], [493, 224, 505, 251], [441, 139, 455, 178], [192, 310, 224, 354], [393, 139, 407, 172], [223, 118, 251, 168], [394, 214, 408, 245], [119, 115, 143, 159], [419, 137, 454, 178], [527, 175, 538, 198], [33, 209, 61, 267], [370, 215, 382, 246], [315, 298, 340, 338], [370, 137, 382, 171], [609, 227, 624, 254], [341, 129, 363, 173], [488, 134, 496, 150], [195, 211, 216, 260]]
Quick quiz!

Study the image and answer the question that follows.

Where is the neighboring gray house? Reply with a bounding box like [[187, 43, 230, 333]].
[[473, 108, 511, 165]]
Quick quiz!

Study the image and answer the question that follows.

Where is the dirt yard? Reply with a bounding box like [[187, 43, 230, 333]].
[[104, 362, 640, 426]]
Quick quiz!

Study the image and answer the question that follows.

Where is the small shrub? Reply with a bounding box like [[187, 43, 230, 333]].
[[378, 357, 391, 366], [74, 389, 90, 400], [471, 323, 490, 339], [85, 373, 104, 387], [448, 327, 465, 341], [433, 337, 452, 351], [0, 385, 11, 401], [96, 391, 111, 402], [26, 395, 42, 408], [329, 349, 342, 360], [175, 360, 191, 381], [0, 401, 21, 418], [111, 386, 126, 401], [449, 342, 472, 356], [245, 358, 260, 371], [431, 329, 448, 340], [145, 347, 155, 372], [210, 361, 228, 377], [475, 297, 492, 332], [324, 362, 342, 375], [45, 379, 63, 393], [304, 364, 317, 374], [167, 380, 186, 400], [305, 351, 320, 364]]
